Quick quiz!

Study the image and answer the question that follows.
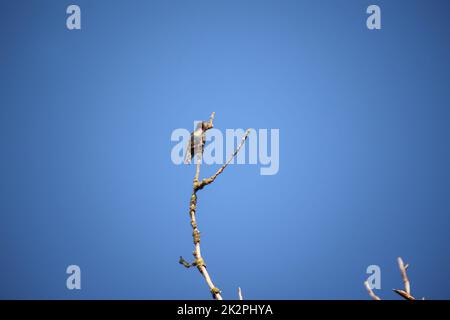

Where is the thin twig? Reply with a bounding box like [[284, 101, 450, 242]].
[[364, 281, 381, 300], [180, 113, 250, 300], [393, 257, 415, 300], [393, 289, 415, 300], [398, 257, 411, 295], [364, 257, 418, 300], [208, 112, 215, 128], [195, 129, 251, 191]]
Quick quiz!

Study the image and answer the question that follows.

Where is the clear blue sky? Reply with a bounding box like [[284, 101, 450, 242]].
[[1, 0, 450, 299]]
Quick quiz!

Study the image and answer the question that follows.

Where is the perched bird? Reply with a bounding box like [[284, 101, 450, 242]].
[[184, 121, 210, 164]]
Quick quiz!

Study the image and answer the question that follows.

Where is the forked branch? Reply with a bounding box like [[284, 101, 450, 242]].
[[364, 257, 419, 300], [393, 257, 415, 300], [179, 112, 250, 300]]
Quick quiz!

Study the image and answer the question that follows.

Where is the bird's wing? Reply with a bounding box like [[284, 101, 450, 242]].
[[201, 132, 206, 151]]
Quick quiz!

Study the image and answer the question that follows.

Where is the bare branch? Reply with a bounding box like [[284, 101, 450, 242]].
[[397, 257, 411, 295], [392, 257, 416, 300], [207, 112, 215, 129], [195, 129, 251, 191], [393, 289, 415, 300], [180, 113, 250, 300], [364, 257, 418, 300], [364, 281, 381, 300], [194, 149, 202, 183], [238, 287, 243, 300]]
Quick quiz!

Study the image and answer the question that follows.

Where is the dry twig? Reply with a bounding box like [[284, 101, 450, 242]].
[[364, 257, 418, 300], [364, 280, 381, 300], [179, 112, 251, 300], [393, 257, 415, 300], [238, 287, 243, 300]]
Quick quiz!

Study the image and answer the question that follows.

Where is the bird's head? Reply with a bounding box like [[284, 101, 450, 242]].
[[202, 121, 213, 131]]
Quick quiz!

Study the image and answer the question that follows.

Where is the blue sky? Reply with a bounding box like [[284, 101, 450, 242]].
[[1, 0, 450, 299]]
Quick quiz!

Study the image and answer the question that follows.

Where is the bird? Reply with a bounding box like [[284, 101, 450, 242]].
[[184, 121, 210, 164]]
